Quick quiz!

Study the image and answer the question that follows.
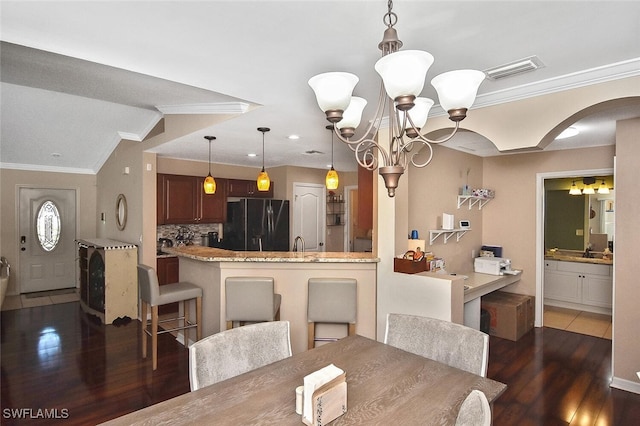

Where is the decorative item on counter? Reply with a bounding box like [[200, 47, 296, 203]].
[[602, 247, 612, 260], [410, 229, 419, 239], [407, 239, 426, 253], [442, 213, 454, 230]]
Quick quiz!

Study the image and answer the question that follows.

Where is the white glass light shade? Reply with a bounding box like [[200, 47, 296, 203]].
[[597, 181, 610, 194], [431, 70, 485, 112], [569, 183, 582, 195], [582, 186, 595, 195], [337, 97, 368, 130], [399, 97, 434, 129], [374, 50, 434, 100], [308, 72, 359, 112]]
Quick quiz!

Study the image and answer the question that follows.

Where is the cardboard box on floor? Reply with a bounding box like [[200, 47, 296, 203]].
[[481, 292, 534, 341]]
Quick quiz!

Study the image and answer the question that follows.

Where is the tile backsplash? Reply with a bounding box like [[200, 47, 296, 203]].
[[157, 223, 222, 246]]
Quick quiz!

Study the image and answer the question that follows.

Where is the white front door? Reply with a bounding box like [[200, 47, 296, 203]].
[[19, 187, 77, 293], [292, 183, 325, 252]]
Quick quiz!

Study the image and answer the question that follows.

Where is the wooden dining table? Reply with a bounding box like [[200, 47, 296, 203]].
[[101, 335, 506, 425]]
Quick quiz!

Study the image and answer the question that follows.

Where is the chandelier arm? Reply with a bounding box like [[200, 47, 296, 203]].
[[415, 121, 462, 144], [352, 138, 388, 170], [333, 81, 388, 147], [402, 138, 435, 168]]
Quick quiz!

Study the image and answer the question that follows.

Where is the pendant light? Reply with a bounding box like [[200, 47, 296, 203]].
[[203, 136, 216, 194], [325, 125, 339, 190], [257, 127, 271, 191]]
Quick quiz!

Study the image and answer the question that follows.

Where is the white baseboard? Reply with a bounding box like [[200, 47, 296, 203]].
[[610, 376, 640, 394]]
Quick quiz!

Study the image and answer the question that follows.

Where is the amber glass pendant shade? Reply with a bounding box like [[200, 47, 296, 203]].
[[204, 174, 216, 194], [257, 169, 270, 191], [326, 167, 339, 190]]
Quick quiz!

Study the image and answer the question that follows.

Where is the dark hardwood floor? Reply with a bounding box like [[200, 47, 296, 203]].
[[2, 301, 639, 425]]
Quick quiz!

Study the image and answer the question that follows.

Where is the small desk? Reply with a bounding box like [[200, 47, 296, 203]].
[[102, 335, 506, 425]]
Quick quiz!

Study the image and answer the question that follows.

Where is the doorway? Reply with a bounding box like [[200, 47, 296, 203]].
[[18, 187, 77, 293], [536, 169, 613, 338], [292, 183, 326, 252]]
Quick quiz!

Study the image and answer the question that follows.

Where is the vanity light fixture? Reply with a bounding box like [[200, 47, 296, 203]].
[[308, 0, 485, 197], [569, 181, 582, 195], [256, 127, 271, 192], [597, 179, 610, 194], [203, 136, 216, 194], [325, 125, 339, 190]]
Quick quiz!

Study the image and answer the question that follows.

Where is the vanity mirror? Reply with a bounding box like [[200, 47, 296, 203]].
[[116, 194, 127, 231]]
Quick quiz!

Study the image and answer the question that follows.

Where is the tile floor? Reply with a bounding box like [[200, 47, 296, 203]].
[[543, 305, 612, 340], [1, 290, 80, 311]]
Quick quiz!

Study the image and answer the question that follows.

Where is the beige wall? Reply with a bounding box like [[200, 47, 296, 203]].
[[399, 75, 638, 389], [612, 117, 640, 389], [0, 168, 97, 295]]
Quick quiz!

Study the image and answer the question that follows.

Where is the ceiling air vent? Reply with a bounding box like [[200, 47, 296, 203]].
[[484, 56, 545, 80], [304, 150, 324, 155]]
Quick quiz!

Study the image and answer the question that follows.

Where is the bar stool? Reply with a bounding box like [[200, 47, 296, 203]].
[[307, 278, 357, 349], [137, 264, 202, 371], [225, 277, 281, 330]]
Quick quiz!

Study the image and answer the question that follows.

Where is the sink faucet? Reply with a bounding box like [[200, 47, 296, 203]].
[[583, 243, 593, 258], [293, 236, 305, 252]]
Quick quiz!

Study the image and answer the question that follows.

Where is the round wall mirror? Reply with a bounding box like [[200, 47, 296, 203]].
[[115, 194, 127, 231]]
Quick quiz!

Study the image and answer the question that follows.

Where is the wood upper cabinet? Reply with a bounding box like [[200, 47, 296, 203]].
[[357, 167, 373, 232], [227, 178, 274, 198], [157, 174, 227, 224]]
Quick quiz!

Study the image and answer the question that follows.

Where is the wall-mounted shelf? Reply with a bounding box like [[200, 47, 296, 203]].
[[457, 195, 492, 210], [327, 199, 345, 226], [429, 229, 470, 245]]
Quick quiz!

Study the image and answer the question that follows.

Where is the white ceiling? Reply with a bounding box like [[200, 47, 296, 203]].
[[1, 1, 640, 174]]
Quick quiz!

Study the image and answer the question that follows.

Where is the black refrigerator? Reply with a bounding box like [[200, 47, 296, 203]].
[[223, 199, 290, 251]]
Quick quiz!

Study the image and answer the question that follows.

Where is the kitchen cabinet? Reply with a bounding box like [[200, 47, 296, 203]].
[[358, 167, 373, 232], [544, 259, 612, 313], [157, 256, 179, 314], [158, 174, 227, 224], [227, 178, 274, 198]]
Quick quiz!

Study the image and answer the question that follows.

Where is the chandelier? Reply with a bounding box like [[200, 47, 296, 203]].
[[308, 0, 485, 197]]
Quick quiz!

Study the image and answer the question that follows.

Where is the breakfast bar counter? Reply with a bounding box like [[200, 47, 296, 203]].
[[163, 246, 379, 354]]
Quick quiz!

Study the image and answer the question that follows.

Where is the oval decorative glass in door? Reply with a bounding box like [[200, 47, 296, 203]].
[[36, 200, 62, 251]]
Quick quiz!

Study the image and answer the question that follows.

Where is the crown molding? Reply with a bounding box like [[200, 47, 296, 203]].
[[0, 162, 95, 175], [430, 57, 640, 116], [156, 102, 251, 115]]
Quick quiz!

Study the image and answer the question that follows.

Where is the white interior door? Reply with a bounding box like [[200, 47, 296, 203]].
[[19, 187, 77, 293], [292, 183, 325, 252]]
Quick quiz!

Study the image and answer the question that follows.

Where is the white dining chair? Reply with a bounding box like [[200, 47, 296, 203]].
[[455, 389, 492, 426], [384, 313, 490, 377], [188, 320, 292, 391]]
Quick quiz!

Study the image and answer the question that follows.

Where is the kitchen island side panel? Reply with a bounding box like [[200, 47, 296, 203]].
[[176, 257, 376, 354]]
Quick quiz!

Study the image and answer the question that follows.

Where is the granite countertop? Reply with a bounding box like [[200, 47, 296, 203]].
[[163, 246, 379, 263]]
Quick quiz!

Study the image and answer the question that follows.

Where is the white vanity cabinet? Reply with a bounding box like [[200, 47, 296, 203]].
[[544, 259, 612, 314]]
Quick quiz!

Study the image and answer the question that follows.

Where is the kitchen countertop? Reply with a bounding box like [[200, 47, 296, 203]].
[[162, 245, 379, 263], [544, 255, 613, 265]]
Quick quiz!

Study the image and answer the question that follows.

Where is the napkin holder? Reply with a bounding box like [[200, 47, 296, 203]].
[[302, 372, 347, 426]]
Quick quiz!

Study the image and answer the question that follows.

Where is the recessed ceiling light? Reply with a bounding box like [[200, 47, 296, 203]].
[[247, 153, 257, 157], [555, 126, 579, 140], [287, 135, 300, 140]]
